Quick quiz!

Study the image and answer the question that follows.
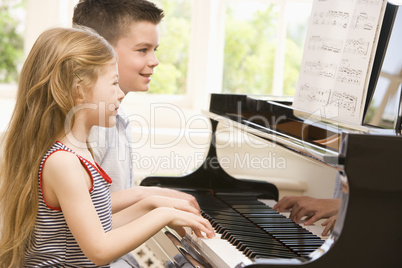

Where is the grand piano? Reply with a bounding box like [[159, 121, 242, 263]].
[[140, 2, 402, 267]]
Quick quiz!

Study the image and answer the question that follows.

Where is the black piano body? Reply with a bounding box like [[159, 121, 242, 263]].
[[140, 2, 402, 267], [142, 92, 402, 267]]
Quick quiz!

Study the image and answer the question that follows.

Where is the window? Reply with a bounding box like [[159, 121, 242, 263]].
[[2, 0, 313, 112], [222, 0, 312, 96], [0, 0, 25, 83], [147, 0, 313, 110]]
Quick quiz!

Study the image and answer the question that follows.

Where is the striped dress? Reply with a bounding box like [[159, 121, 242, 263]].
[[25, 142, 113, 267]]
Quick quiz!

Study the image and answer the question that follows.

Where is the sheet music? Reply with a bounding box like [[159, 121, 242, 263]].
[[293, 0, 387, 125]]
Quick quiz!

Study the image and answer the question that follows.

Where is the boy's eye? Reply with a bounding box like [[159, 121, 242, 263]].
[[139, 48, 147, 53], [113, 81, 119, 86]]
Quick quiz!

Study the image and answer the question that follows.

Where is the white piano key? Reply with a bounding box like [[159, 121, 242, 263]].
[[185, 229, 253, 268]]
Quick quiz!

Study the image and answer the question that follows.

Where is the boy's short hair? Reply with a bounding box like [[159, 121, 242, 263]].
[[73, 0, 164, 46]]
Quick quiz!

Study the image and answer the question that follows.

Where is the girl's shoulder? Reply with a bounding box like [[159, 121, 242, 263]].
[[42, 148, 84, 181], [43, 142, 79, 167], [41, 142, 86, 180], [40, 144, 90, 209]]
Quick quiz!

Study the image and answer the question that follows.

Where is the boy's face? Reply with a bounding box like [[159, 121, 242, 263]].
[[114, 21, 160, 95]]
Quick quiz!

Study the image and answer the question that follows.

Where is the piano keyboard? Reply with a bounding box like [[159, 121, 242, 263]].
[[182, 191, 327, 268]]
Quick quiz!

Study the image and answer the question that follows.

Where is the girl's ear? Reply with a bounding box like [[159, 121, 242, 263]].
[[74, 84, 85, 105]]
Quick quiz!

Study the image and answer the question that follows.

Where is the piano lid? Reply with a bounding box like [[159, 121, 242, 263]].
[[363, 3, 402, 130]]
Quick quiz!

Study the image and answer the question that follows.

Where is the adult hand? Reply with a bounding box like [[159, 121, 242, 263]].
[[321, 215, 337, 236], [273, 196, 340, 225]]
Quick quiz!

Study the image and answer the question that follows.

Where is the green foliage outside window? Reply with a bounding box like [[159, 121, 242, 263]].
[[223, 5, 277, 95], [150, 0, 192, 95], [0, 0, 24, 83], [150, 0, 308, 97], [223, 3, 306, 96]]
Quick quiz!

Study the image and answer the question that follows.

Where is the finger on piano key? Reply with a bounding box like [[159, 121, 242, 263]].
[[185, 230, 253, 268]]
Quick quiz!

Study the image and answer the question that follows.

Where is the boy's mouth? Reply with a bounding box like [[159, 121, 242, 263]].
[[140, 73, 152, 78]]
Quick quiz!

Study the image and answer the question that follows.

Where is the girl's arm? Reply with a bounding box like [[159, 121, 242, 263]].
[[110, 186, 201, 213], [42, 151, 214, 266], [112, 195, 201, 228]]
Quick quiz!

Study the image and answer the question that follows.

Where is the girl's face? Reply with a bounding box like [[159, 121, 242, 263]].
[[86, 61, 125, 128], [114, 21, 160, 94]]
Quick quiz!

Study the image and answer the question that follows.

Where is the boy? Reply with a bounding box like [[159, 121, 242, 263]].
[[73, 0, 200, 211]]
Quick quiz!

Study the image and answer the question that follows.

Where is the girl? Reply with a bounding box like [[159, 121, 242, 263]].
[[0, 27, 214, 267]]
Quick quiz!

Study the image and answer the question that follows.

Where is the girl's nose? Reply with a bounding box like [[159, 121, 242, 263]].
[[117, 84, 125, 101]]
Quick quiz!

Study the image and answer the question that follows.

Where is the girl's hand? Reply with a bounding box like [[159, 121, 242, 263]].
[[162, 207, 215, 239], [144, 187, 201, 211], [144, 195, 201, 215], [112, 195, 201, 229]]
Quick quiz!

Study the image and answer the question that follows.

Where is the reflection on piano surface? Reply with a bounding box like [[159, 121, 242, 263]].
[[140, 2, 402, 268]]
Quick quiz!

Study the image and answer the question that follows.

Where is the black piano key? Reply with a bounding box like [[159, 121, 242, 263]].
[[280, 237, 325, 242], [245, 248, 298, 259], [249, 218, 295, 223], [235, 208, 280, 212], [190, 192, 326, 260], [253, 253, 297, 259], [218, 223, 262, 231], [206, 215, 247, 221], [221, 229, 270, 239], [245, 214, 287, 218], [271, 234, 322, 239], [227, 235, 283, 249], [250, 218, 298, 225], [205, 213, 250, 221], [237, 241, 290, 252], [216, 224, 259, 234], [222, 232, 267, 243], [282, 242, 324, 247], [291, 247, 321, 253], [209, 218, 257, 227], [227, 233, 281, 244], [263, 229, 313, 235], [281, 240, 325, 247], [248, 251, 299, 259], [232, 205, 272, 210], [258, 224, 300, 228], [236, 209, 279, 214], [260, 226, 306, 232]]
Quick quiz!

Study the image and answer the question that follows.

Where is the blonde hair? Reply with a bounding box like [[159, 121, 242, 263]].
[[0, 27, 115, 267]]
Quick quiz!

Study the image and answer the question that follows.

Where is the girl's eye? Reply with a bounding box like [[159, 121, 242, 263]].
[[113, 81, 119, 86], [139, 49, 147, 53]]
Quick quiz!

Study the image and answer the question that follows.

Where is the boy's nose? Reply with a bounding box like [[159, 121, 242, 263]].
[[149, 53, 159, 68]]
